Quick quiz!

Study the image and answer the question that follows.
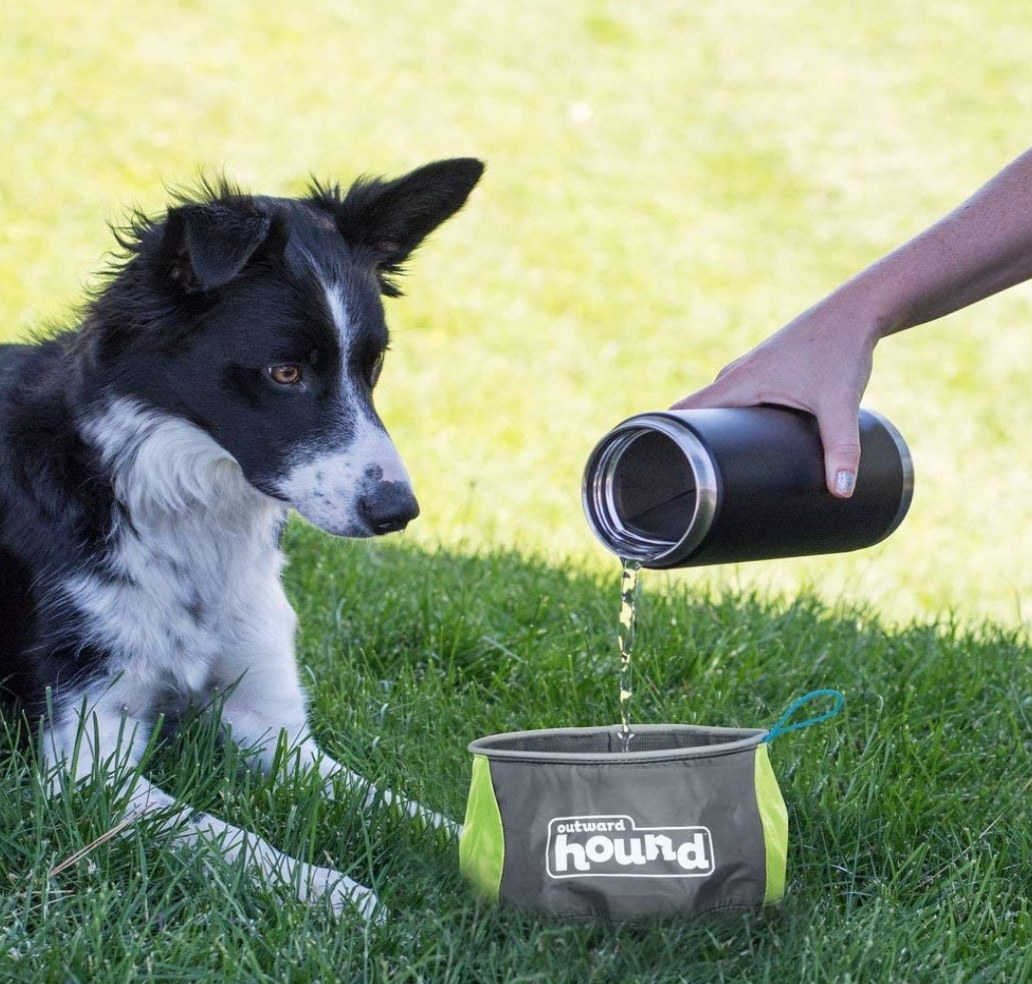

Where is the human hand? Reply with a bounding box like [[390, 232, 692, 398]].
[[672, 299, 879, 497]]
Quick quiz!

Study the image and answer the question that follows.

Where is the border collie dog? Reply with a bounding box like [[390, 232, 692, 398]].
[[0, 158, 484, 922]]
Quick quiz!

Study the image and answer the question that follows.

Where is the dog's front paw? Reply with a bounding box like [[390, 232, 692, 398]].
[[363, 785, 461, 840], [423, 807, 461, 840], [303, 864, 387, 926]]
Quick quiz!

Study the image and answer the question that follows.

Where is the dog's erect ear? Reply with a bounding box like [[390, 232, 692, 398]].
[[314, 158, 485, 295], [162, 203, 272, 292]]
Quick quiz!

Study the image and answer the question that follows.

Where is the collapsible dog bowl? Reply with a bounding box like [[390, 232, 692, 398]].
[[459, 692, 842, 921]]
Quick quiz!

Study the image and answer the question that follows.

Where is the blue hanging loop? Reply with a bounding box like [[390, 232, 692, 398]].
[[762, 689, 845, 743]]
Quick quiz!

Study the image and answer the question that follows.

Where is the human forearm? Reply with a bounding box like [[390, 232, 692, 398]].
[[841, 147, 1032, 338], [674, 146, 1032, 496]]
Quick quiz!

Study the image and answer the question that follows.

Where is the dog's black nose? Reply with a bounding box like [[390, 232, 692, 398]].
[[360, 483, 420, 535]]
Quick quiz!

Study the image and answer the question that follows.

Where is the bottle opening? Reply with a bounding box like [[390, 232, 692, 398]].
[[613, 431, 697, 542], [582, 414, 719, 565]]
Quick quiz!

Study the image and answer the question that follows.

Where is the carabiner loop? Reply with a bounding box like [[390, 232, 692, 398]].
[[762, 689, 845, 743]]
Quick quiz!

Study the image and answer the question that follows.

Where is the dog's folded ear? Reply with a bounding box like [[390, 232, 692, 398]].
[[313, 158, 485, 296], [163, 203, 273, 292]]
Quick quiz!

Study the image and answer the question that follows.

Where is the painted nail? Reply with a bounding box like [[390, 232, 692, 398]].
[[834, 470, 856, 497]]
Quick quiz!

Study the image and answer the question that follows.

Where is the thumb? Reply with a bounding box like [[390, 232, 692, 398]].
[[671, 370, 751, 411], [817, 406, 862, 498], [671, 386, 725, 411]]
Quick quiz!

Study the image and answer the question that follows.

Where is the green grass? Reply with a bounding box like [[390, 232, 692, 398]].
[[2, 0, 1031, 624], [2, 533, 1030, 981], [2, 0, 1032, 980]]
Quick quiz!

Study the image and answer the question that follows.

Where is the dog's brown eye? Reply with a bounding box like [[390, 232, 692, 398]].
[[267, 364, 303, 386]]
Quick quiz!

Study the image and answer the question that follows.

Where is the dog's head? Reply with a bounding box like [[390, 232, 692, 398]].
[[88, 159, 483, 537]]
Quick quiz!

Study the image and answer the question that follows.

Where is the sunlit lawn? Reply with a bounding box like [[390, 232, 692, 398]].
[[2, 2, 1031, 980], [3, 0, 1030, 626]]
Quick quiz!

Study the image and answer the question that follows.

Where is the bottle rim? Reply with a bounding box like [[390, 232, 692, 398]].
[[581, 413, 719, 566]]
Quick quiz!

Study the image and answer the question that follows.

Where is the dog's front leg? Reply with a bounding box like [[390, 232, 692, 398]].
[[127, 779, 384, 922], [215, 661, 460, 837], [45, 689, 383, 922]]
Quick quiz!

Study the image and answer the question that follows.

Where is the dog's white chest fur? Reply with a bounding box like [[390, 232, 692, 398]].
[[70, 398, 296, 715]]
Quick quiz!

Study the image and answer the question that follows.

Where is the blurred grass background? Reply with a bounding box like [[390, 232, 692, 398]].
[[2, 0, 1030, 628]]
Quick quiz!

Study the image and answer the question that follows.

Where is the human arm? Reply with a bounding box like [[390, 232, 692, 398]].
[[674, 146, 1032, 495]]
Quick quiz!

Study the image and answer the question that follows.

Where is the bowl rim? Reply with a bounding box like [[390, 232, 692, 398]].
[[467, 723, 768, 763]]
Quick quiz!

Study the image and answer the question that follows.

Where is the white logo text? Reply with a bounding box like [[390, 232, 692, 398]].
[[546, 815, 715, 879]]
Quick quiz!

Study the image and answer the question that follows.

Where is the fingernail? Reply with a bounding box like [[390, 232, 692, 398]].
[[834, 470, 856, 497]]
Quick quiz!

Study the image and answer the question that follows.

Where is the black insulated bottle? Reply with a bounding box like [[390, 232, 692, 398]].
[[582, 407, 914, 569]]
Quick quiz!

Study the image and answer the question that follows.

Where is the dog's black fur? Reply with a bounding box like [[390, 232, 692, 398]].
[[0, 158, 484, 920]]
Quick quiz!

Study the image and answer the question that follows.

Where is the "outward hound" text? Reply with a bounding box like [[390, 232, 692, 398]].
[[546, 815, 715, 879]]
